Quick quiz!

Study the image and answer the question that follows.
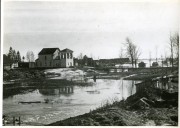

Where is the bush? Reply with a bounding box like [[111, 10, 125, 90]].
[[152, 62, 159, 67], [138, 62, 146, 68]]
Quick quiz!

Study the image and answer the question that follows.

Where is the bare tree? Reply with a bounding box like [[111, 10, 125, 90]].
[[77, 53, 83, 66], [119, 48, 125, 58], [26, 51, 34, 62], [22, 56, 25, 62], [125, 37, 141, 68], [133, 45, 141, 68], [170, 34, 174, 67], [161, 55, 163, 67], [77, 53, 83, 59], [125, 38, 134, 67], [171, 33, 179, 66], [164, 51, 169, 67], [149, 51, 152, 67], [166, 32, 179, 67], [155, 45, 158, 62]]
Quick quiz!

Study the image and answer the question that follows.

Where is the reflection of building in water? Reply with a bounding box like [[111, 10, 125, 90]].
[[135, 76, 178, 93], [59, 86, 74, 94], [39, 86, 74, 95]]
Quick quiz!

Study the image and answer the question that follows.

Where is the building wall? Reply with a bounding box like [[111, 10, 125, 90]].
[[29, 62, 35, 68], [61, 59, 66, 67], [53, 59, 61, 67], [60, 52, 74, 67], [36, 54, 53, 67], [36, 49, 73, 68], [36, 49, 61, 68], [18, 62, 29, 68], [66, 58, 74, 67]]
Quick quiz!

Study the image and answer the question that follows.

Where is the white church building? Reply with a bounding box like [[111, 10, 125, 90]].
[[35, 48, 74, 68]]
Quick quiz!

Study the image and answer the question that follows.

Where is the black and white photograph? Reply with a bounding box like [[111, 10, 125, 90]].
[[2, 0, 179, 126]]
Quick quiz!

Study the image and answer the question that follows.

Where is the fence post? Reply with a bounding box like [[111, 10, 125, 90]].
[[3, 117, 5, 126], [19, 116, 21, 126], [13, 117, 15, 126]]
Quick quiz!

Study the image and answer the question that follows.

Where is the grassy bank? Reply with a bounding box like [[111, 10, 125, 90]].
[[3, 68, 45, 81], [124, 74, 161, 80]]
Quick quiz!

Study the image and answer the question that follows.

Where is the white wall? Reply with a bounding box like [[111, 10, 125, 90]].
[[60, 52, 74, 67], [36, 49, 73, 68]]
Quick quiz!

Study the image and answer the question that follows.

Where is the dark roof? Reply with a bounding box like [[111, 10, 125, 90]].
[[38, 48, 60, 55], [61, 48, 73, 53], [99, 58, 130, 64], [83, 55, 93, 60]]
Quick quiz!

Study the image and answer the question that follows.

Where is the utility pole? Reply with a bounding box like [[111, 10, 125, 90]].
[[161, 55, 163, 67], [170, 35, 174, 67], [155, 46, 158, 63], [149, 51, 152, 67]]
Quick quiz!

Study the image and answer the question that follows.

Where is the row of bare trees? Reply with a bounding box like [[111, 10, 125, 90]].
[[169, 33, 179, 67], [125, 38, 141, 68], [76, 33, 178, 69], [121, 32, 178, 68], [119, 37, 141, 68], [4, 47, 35, 64], [26, 51, 35, 62]]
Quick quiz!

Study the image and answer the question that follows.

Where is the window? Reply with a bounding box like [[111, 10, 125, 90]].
[[64, 54, 66, 59], [70, 53, 73, 59], [67, 53, 69, 59], [50, 62, 51, 66], [45, 56, 47, 60]]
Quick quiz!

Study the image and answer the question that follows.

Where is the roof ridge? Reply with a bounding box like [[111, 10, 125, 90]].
[[38, 48, 60, 55]]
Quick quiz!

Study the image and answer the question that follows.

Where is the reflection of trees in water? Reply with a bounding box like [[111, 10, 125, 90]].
[[39, 86, 74, 96], [131, 81, 137, 95], [120, 80, 137, 100], [127, 80, 137, 96]]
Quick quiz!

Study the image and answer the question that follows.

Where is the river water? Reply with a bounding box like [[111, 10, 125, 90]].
[[3, 78, 139, 125]]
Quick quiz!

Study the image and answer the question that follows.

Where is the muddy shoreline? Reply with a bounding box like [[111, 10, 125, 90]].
[[47, 69, 178, 126], [48, 82, 178, 126]]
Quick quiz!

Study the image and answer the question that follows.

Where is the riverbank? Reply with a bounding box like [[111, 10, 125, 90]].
[[3, 68, 45, 81], [3, 68, 93, 99], [49, 106, 178, 126], [3, 68, 178, 126], [48, 79, 178, 126], [3, 69, 137, 126]]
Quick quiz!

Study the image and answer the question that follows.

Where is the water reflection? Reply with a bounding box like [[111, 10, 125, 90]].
[[3, 79, 139, 125], [39, 86, 74, 96]]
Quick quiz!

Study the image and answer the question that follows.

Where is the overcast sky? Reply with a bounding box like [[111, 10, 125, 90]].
[[3, 0, 179, 60]]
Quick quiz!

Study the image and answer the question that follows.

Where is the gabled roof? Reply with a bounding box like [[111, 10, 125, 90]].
[[38, 48, 60, 55], [83, 55, 93, 60], [61, 48, 73, 53]]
